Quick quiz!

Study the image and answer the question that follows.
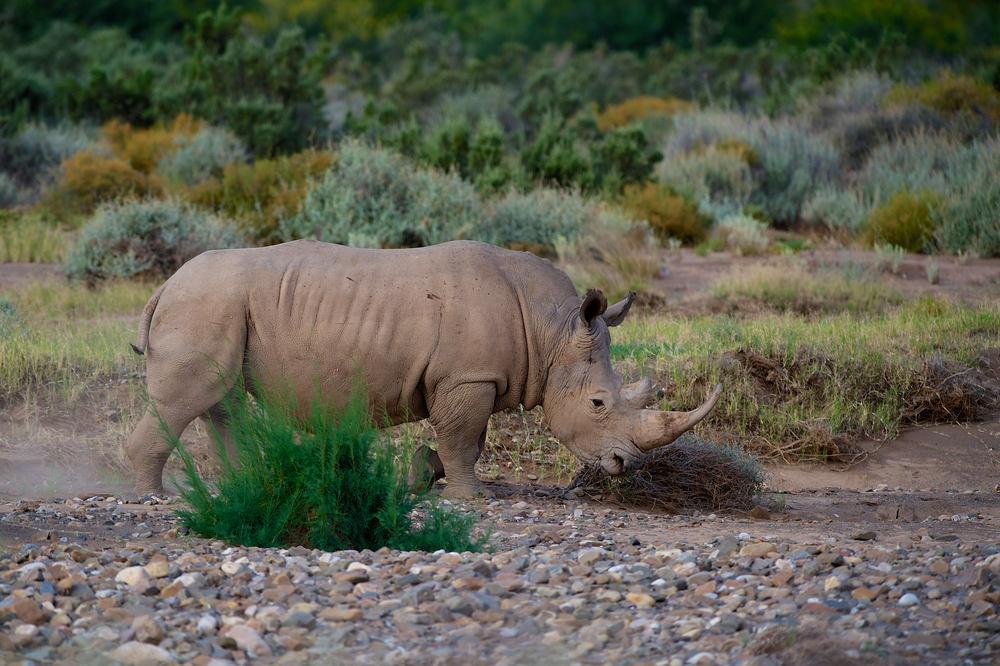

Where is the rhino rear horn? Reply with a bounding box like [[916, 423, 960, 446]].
[[636, 383, 722, 452]]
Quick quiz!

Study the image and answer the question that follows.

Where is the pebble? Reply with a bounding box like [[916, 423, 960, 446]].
[[1, 496, 997, 665]]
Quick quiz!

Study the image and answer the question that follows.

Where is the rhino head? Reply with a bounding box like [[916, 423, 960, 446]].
[[541, 290, 722, 476]]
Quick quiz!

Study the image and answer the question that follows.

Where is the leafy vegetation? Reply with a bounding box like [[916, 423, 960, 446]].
[[172, 382, 487, 552]]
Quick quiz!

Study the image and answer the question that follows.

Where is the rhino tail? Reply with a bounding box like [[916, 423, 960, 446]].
[[132, 282, 168, 356]]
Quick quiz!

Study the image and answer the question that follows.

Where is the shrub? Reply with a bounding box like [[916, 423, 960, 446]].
[[157, 6, 327, 157], [183, 149, 334, 244], [801, 186, 868, 234], [157, 126, 247, 187], [51, 150, 163, 215], [932, 137, 1000, 256], [65, 198, 245, 283], [556, 226, 659, 304], [657, 145, 754, 211], [718, 212, 769, 255], [281, 142, 482, 248], [0, 174, 17, 209], [479, 188, 633, 252], [520, 114, 593, 189], [595, 95, 691, 131], [620, 182, 709, 244], [0, 124, 96, 189], [864, 189, 941, 253], [422, 115, 472, 177], [664, 111, 839, 223], [592, 124, 663, 191], [103, 115, 202, 175], [469, 116, 505, 174], [882, 74, 1000, 124], [173, 382, 487, 553]]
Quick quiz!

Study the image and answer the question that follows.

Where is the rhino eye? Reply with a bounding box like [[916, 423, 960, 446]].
[[591, 399, 604, 407]]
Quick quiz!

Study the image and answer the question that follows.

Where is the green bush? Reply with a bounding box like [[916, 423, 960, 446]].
[[157, 126, 247, 187], [620, 182, 709, 244], [718, 212, 769, 255], [658, 144, 754, 212], [155, 5, 327, 157], [470, 116, 506, 173], [173, 381, 487, 553], [422, 115, 472, 177], [592, 124, 663, 192], [520, 114, 593, 189], [864, 190, 941, 253], [281, 142, 482, 247], [65, 198, 245, 283]]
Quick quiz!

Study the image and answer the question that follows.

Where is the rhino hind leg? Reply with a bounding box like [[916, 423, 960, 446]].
[[125, 406, 199, 497], [201, 399, 240, 469], [408, 445, 446, 492]]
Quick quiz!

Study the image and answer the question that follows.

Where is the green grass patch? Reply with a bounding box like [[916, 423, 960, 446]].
[[0, 280, 153, 404], [614, 298, 999, 459], [710, 261, 902, 316], [0, 211, 71, 263], [171, 382, 489, 552]]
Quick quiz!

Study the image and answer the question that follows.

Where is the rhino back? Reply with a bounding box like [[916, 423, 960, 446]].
[[159, 240, 573, 423]]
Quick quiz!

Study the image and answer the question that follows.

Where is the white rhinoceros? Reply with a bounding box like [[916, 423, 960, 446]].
[[126, 239, 720, 497]]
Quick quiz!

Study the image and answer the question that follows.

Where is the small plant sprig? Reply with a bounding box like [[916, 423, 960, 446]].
[[925, 260, 940, 284], [873, 242, 905, 274]]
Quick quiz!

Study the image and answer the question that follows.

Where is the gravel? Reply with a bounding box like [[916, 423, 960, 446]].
[[1, 494, 999, 665]]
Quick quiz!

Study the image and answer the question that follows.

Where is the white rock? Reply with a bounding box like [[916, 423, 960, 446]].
[[115, 566, 150, 587], [14, 624, 39, 637], [196, 614, 218, 633], [347, 561, 372, 572], [106, 641, 173, 665], [224, 624, 273, 657], [220, 562, 245, 576], [688, 651, 716, 665], [174, 572, 205, 588], [898, 593, 920, 607]]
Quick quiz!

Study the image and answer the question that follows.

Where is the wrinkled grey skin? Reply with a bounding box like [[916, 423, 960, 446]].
[[126, 240, 720, 498]]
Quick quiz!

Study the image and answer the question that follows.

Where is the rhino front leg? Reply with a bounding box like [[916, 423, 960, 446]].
[[429, 383, 495, 499]]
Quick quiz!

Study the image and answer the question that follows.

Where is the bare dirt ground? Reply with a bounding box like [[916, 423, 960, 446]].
[[2, 247, 999, 548]]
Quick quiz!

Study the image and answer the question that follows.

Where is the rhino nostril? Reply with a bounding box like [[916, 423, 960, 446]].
[[612, 454, 625, 472]]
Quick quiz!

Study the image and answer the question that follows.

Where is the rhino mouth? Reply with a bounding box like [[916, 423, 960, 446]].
[[601, 447, 640, 476]]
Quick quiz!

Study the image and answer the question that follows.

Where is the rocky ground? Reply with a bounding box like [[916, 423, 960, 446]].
[[1, 483, 999, 666]]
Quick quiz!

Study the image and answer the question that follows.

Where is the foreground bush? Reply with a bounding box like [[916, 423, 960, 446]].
[[65, 198, 245, 283], [173, 384, 487, 552], [156, 126, 247, 187]]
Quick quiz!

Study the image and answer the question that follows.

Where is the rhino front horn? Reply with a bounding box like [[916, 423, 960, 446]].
[[635, 383, 722, 452]]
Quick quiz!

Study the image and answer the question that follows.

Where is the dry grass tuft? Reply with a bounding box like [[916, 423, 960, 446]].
[[572, 434, 765, 512]]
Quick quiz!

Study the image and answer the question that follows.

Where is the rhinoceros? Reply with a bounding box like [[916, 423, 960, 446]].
[[126, 239, 721, 497]]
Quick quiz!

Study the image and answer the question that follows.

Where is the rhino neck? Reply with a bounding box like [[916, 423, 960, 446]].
[[512, 271, 581, 412]]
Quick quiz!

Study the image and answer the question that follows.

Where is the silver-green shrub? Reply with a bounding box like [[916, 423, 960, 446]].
[[658, 145, 753, 212], [0, 173, 18, 209], [801, 186, 868, 233], [662, 110, 839, 224], [157, 126, 247, 186], [279, 141, 482, 247], [65, 198, 246, 283], [478, 188, 632, 249], [0, 124, 98, 190], [932, 136, 1000, 256]]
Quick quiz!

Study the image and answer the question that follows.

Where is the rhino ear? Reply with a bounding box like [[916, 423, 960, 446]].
[[603, 291, 636, 327], [579, 289, 608, 329]]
